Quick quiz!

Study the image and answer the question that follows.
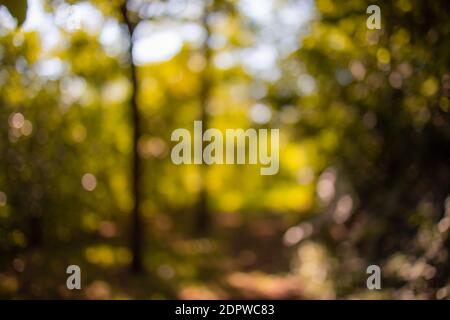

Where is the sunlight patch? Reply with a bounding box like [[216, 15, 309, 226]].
[[133, 30, 182, 65]]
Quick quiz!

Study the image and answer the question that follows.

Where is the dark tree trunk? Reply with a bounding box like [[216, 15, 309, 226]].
[[29, 214, 43, 247], [121, 2, 143, 273], [195, 2, 212, 236]]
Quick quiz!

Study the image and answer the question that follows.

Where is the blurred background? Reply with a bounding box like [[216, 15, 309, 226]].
[[0, 0, 449, 299]]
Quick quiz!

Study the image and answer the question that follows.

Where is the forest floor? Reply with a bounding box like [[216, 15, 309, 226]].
[[0, 213, 304, 299], [175, 213, 303, 299]]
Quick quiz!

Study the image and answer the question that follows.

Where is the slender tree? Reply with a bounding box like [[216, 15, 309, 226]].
[[195, 0, 213, 235], [120, 0, 143, 273]]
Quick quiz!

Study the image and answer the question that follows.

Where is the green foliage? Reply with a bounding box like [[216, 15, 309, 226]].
[[1, 0, 28, 26], [0, 0, 449, 299], [292, 0, 450, 298]]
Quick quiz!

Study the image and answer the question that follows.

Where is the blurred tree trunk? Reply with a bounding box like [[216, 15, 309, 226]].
[[29, 215, 42, 247], [195, 1, 212, 236], [121, 1, 143, 273]]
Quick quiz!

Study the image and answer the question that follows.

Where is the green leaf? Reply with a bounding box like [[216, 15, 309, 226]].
[[1, 0, 28, 26]]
